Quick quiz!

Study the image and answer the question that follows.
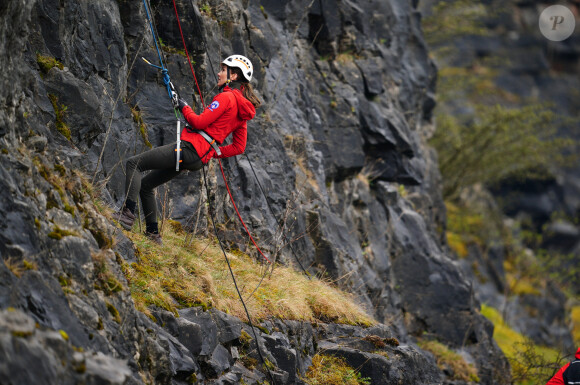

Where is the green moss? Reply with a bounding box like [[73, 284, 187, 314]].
[[93, 253, 124, 295], [54, 164, 66, 176], [131, 106, 152, 148], [36, 53, 64, 75], [22, 260, 37, 271], [11, 330, 34, 338], [106, 301, 121, 324], [64, 204, 75, 216], [373, 351, 389, 359], [48, 94, 71, 140], [58, 275, 71, 287], [89, 228, 113, 249], [34, 218, 41, 229], [239, 330, 253, 347], [48, 226, 77, 240]]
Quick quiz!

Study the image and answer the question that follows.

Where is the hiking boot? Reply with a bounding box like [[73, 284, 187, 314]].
[[145, 231, 163, 246], [113, 207, 136, 231]]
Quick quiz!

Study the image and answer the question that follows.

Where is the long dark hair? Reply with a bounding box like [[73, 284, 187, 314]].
[[229, 67, 262, 109]]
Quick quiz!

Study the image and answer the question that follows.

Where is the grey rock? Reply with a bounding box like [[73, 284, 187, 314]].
[[204, 344, 233, 377], [179, 307, 218, 356]]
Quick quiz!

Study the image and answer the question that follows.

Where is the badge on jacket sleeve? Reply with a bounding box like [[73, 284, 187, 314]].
[[209, 101, 220, 111]]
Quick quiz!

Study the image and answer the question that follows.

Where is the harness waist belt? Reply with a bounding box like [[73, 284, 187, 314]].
[[198, 130, 222, 156]]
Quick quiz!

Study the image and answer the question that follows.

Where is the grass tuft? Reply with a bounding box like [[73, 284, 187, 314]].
[[123, 226, 374, 326], [304, 354, 370, 385], [418, 339, 479, 382]]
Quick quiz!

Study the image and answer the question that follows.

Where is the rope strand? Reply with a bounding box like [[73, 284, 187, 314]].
[[218, 159, 272, 264], [202, 167, 277, 385], [171, 0, 205, 107]]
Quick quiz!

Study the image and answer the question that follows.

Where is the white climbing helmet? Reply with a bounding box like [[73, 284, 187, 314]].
[[222, 54, 253, 82]]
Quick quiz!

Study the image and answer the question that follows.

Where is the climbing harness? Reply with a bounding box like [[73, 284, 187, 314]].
[[196, 129, 222, 156], [141, 0, 182, 171]]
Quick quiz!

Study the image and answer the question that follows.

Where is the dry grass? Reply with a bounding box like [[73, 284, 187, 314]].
[[417, 339, 480, 382], [122, 226, 374, 326], [304, 354, 370, 385]]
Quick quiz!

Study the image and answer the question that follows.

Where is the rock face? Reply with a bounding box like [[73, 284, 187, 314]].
[[0, 0, 510, 384]]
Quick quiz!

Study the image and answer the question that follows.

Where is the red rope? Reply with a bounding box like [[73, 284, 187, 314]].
[[172, 1, 270, 264], [171, 0, 205, 108], [219, 159, 272, 264]]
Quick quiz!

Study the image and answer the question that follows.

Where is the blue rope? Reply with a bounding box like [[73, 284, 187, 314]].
[[142, 0, 173, 100]]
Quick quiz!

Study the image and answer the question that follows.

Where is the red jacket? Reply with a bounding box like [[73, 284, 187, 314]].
[[180, 86, 256, 163], [547, 347, 580, 385]]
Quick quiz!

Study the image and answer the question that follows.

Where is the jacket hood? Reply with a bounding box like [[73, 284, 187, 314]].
[[226, 86, 255, 121]]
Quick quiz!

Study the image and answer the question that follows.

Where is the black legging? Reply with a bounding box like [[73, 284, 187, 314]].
[[125, 141, 202, 225]]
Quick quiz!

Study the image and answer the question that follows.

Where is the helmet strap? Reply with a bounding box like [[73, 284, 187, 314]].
[[226, 66, 231, 85]]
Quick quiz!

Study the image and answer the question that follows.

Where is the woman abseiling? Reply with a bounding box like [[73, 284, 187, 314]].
[[114, 54, 261, 245]]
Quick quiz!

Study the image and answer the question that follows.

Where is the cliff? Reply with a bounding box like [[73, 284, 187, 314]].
[[0, 0, 510, 384]]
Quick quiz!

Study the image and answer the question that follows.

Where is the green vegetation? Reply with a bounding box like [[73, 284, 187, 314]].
[[431, 104, 574, 200], [417, 339, 480, 382], [158, 38, 186, 57], [572, 305, 580, 346], [304, 354, 370, 385], [122, 226, 374, 326], [424, 1, 577, 201], [36, 53, 63, 76], [481, 305, 563, 384], [423, 1, 580, 383], [106, 301, 121, 324], [131, 106, 152, 148], [48, 94, 71, 141], [48, 226, 78, 240], [93, 251, 124, 295], [423, 0, 489, 49]]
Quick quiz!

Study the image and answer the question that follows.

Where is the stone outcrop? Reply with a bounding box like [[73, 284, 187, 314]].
[[0, 0, 512, 383]]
